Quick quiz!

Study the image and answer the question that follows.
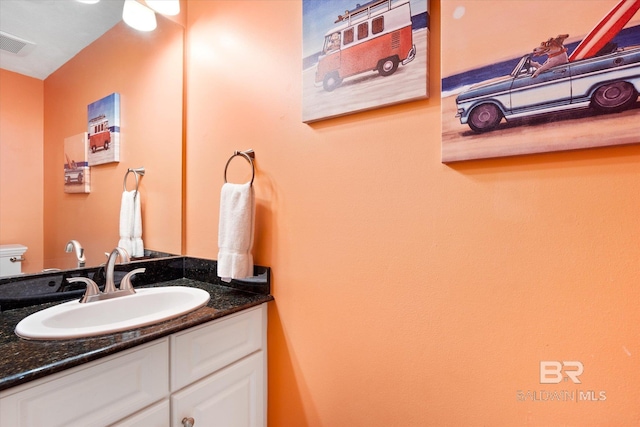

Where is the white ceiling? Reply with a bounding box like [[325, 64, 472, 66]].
[[0, 0, 124, 80]]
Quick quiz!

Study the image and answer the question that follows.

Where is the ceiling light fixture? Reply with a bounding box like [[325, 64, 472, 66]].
[[76, 0, 100, 4], [122, 0, 157, 32], [145, 0, 180, 16]]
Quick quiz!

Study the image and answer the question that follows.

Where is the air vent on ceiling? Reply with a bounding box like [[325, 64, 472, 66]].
[[0, 31, 36, 56]]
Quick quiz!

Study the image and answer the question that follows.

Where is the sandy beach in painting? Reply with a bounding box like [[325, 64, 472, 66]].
[[441, 94, 640, 162]]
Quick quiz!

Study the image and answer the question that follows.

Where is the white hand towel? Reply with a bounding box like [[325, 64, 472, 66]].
[[118, 190, 135, 256], [132, 191, 144, 257], [217, 182, 255, 282]]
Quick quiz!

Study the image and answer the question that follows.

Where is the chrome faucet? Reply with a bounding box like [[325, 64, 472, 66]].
[[104, 247, 130, 293], [65, 240, 86, 268], [67, 247, 145, 303]]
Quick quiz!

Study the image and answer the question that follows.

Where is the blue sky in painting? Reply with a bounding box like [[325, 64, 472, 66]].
[[441, 24, 640, 95], [87, 93, 119, 129], [302, 0, 426, 57]]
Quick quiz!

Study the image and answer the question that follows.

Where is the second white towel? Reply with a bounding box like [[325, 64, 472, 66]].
[[118, 190, 144, 257]]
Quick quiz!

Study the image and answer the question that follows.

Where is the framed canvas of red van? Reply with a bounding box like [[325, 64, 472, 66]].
[[302, 0, 429, 123], [441, 0, 640, 163], [87, 92, 120, 166]]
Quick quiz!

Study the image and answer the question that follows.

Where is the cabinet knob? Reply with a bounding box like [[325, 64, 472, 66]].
[[182, 417, 195, 427]]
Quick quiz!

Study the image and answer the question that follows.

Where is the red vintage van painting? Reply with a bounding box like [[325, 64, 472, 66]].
[[88, 114, 111, 153], [315, 0, 416, 91]]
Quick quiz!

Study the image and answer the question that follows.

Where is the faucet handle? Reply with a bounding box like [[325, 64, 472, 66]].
[[68, 278, 100, 303], [119, 268, 146, 291]]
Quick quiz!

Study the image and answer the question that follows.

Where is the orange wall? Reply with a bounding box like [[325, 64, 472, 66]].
[[43, 18, 183, 269], [185, 1, 640, 426], [0, 70, 44, 273]]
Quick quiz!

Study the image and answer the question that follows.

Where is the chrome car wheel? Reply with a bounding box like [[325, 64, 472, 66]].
[[378, 56, 399, 76], [468, 103, 503, 132], [592, 82, 637, 112]]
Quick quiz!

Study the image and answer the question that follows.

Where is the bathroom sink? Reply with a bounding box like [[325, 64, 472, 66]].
[[15, 286, 210, 340]]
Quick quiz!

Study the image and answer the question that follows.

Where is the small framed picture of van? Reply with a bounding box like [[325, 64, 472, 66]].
[[87, 93, 120, 166], [302, 0, 429, 123]]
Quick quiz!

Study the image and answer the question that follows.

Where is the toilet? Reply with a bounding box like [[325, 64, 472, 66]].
[[0, 244, 28, 278]]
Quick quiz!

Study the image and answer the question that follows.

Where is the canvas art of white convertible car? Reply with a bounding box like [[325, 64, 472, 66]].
[[455, 45, 640, 132]]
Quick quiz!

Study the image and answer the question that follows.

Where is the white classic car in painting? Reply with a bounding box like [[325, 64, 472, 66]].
[[64, 168, 84, 184], [455, 44, 640, 132]]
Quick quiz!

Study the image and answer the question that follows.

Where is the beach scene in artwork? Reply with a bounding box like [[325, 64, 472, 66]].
[[87, 93, 120, 166], [303, 0, 429, 122], [441, 0, 640, 162], [64, 133, 90, 194]]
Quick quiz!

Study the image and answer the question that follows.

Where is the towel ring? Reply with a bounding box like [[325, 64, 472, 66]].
[[224, 149, 255, 186], [123, 167, 145, 193]]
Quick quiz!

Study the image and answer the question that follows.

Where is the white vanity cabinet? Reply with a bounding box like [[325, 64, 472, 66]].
[[170, 302, 266, 426], [0, 303, 268, 427]]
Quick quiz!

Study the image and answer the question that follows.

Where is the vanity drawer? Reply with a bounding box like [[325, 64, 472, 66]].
[[0, 339, 169, 427], [170, 304, 265, 392]]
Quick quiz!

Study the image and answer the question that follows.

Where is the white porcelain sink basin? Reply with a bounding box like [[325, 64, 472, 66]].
[[15, 286, 210, 340]]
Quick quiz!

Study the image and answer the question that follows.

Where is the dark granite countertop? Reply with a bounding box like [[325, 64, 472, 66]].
[[0, 257, 273, 392]]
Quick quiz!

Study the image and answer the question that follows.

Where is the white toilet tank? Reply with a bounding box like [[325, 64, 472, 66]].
[[0, 244, 28, 277]]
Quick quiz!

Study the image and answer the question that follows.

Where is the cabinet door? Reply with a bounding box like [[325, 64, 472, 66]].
[[171, 351, 265, 427], [0, 339, 169, 427]]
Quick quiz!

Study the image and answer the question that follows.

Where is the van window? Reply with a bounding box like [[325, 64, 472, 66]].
[[324, 32, 341, 53], [343, 28, 354, 45], [372, 17, 384, 34], [357, 22, 368, 40]]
